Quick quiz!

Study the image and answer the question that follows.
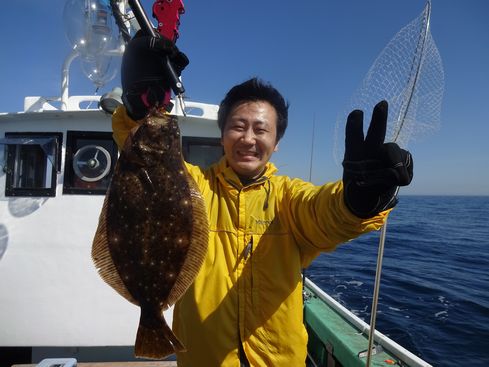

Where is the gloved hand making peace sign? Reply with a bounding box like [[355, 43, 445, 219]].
[[342, 100, 414, 218]]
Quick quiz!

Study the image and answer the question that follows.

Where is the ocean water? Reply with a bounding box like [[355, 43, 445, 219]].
[[307, 196, 489, 367]]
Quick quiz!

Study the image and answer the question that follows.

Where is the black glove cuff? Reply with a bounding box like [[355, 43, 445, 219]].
[[122, 92, 146, 121], [344, 182, 399, 218], [122, 89, 173, 121]]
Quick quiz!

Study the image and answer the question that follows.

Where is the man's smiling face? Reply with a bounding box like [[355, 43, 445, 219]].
[[221, 100, 279, 179]]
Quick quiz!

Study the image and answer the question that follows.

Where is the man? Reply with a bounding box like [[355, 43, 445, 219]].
[[113, 35, 413, 366]]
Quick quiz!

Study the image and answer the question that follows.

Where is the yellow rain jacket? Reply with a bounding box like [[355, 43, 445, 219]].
[[112, 107, 389, 366]]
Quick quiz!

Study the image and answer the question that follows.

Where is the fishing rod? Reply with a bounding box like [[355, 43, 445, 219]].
[[130, 0, 186, 111], [110, 0, 186, 112], [109, 0, 132, 43]]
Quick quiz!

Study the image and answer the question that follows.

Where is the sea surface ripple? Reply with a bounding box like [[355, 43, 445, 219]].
[[307, 196, 489, 367]]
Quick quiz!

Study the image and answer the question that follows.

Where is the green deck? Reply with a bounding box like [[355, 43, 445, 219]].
[[304, 287, 403, 367]]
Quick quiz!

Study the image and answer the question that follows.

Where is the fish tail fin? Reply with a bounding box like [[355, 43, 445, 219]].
[[135, 317, 185, 359]]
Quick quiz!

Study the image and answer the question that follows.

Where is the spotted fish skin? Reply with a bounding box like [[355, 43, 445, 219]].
[[92, 110, 208, 359]]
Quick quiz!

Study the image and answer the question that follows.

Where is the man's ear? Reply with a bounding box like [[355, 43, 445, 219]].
[[274, 143, 279, 152]]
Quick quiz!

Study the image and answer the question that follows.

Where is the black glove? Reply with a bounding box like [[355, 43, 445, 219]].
[[342, 100, 413, 218], [121, 31, 189, 120]]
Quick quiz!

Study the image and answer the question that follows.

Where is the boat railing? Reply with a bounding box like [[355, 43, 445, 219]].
[[305, 278, 433, 367]]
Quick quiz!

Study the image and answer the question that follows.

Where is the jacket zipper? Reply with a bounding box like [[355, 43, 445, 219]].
[[244, 237, 253, 260], [244, 236, 254, 304]]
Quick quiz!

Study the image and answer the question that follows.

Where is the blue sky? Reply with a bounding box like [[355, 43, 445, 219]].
[[0, 0, 488, 195]]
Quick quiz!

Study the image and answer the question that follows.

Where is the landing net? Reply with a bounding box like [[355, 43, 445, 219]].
[[334, 1, 444, 164]]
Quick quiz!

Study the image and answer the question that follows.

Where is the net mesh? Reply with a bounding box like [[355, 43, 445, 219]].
[[334, 1, 444, 164]]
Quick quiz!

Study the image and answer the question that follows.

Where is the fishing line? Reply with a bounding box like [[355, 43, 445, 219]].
[[303, 114, 316, 311]]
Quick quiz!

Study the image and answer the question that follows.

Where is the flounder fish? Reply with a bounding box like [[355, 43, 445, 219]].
[[92, 110, 208, 359]]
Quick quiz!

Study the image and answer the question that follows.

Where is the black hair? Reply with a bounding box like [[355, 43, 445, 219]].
[[217, 78, 289, 142]]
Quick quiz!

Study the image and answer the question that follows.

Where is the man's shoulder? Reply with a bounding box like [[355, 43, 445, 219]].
[[269, 174, 308, 187], [184, 161, 221, 188], [269, 175, 313, 196], [185, 161, 215, 176]]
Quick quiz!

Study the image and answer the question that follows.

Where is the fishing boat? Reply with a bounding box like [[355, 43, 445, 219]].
[[0, 75, 433, 367], [0, 1, 433, 366]]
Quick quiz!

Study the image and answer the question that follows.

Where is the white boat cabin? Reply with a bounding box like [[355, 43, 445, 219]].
[[0, 95, 222, 363]]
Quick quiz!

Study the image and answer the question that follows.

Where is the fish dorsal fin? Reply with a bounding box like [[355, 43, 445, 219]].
[[92, 193, 139, 305], [166, 173, 209, 306]]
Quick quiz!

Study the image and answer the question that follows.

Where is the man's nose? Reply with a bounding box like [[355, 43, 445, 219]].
[[241, 128, 256, 143]]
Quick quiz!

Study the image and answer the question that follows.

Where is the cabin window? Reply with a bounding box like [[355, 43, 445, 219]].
[[182, 137, 223, 168], [63, 131, 118, 195], [2, 132, 62, 197]]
